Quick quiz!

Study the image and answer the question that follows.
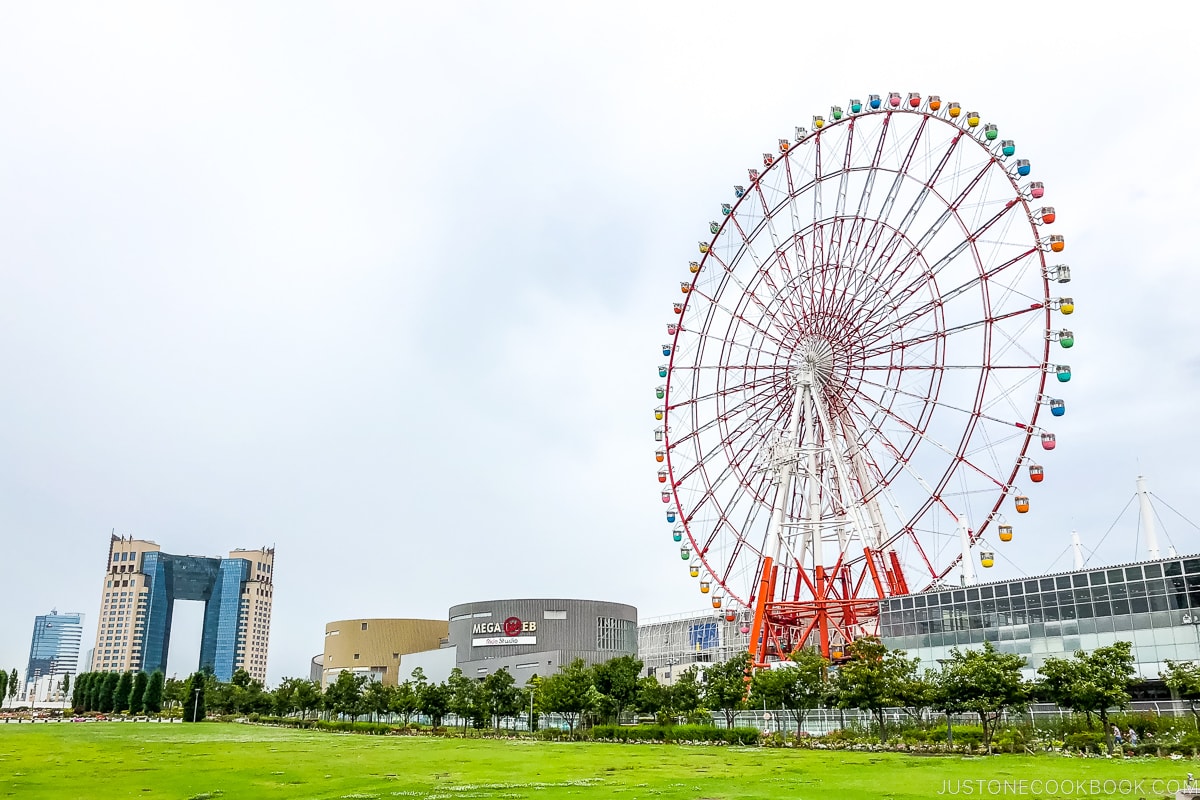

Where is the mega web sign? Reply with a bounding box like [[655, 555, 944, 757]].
[[471, 616, 537, 647]]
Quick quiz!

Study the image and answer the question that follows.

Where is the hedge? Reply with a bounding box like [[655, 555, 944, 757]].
[[590, 724, 760, 745]]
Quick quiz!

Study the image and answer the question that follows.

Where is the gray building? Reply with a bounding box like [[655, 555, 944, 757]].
[[880, 552, 1200, 679], [449, 599, 637, 681], [638, 554, 1200, 685]]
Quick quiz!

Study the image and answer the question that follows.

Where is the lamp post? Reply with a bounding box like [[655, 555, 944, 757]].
[[191, 685, 201, 723]]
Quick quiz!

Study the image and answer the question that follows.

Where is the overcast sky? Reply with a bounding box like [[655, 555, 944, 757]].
[[1, 2, 1197, 686]]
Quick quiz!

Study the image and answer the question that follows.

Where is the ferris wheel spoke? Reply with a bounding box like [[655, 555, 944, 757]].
[[861, 216, 1025, 344], [854, 372, 1037, 431], [857, 160, 1002, 323], [858, 248, 1039, 349], [859, 303, 1044, 361], [684, 431, 776, 536], [870, 112, 931, 232], [670, 372, 780, 410], [890, 127, 965, 239], [849, 390, 1010, 494], [701, 253, 797, 342], [668, 376, 783, 450], [723, 214, 767, 273]]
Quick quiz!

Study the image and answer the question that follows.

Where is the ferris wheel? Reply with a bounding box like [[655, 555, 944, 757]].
[[654, 92, 1074, 664]]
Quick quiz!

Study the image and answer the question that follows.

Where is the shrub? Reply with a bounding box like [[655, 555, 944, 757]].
[[1064, 732, 1106, 754], [589, 724, 759, 745], [928, 724, 984, 749]]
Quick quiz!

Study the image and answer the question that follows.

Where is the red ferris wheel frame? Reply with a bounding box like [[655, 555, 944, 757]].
[[656, 92, 1073, 665]]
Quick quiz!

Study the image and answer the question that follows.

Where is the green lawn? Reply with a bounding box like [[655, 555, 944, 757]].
[[0, 722, 1195, 800]]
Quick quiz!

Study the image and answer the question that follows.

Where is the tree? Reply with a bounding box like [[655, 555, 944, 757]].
[[83, 673, 97, 710], [894, 668, 937, 724], [324, 670, 367, 721], [71, 672, 85, 710], [129, 672, 149, 715], [591, 655, 643, 725], [114, 671, 134, 713], [1163, 660, 1200, 731], [634, 675, 667, 718], [98, 672, 120, 713], [670, 666, 704, 719], [938, 642, 1029, 751], [0, 669, 8, 708], [482, 668, 521, 729], [60, 674, 72, 710], [446, 668, 479, 730], [182, 671, 207, 722], [751, 649, 828, 738], [704, 651, 752, 728], [539, 658, 595, 732], [363, 681, 391, 723], [7, 669, 18, 706], [523, 674, 542, 731], [293, 680, 321, 720], [1038, 641, 1135, 753], [390, 679, 420, 727], [273, 677, 300, 717], [143, 671, 165, 715], [418, 680, 450, 727], [163, 677, 185, 711], [930, 666, 969, 748], [832, 636, 917, 742]]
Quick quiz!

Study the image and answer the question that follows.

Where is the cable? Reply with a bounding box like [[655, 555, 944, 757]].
[[1086, 494, 1136, 566], [1150, 493, 1200, 531]]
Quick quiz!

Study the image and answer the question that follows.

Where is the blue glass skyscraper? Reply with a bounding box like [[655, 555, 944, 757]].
[[27, 610, 85, 684]]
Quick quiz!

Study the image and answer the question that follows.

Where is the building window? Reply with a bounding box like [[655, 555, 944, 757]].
[[596, 616, 636, 651], [353, 653, 360, 660], [544, 610, 567, 620], [361, 622, 368, 631]]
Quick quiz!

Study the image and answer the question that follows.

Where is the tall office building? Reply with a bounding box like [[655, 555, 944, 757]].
[[91, 535, 275, 683], [26, 610, 85, 698]]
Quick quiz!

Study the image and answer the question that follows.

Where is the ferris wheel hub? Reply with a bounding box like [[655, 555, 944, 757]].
[[795, 337, 836, 387]]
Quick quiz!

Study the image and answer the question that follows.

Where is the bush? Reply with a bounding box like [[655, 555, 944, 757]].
[[589, 724, 759, 745], [928, 724, 984, 749], [1064, 731, 1106, 754]]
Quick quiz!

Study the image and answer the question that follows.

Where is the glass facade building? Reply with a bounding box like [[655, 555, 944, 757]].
[[26, 610, 85, 685], [140, 552, 250, 681], [92, 536, 274, 682], [880, 553, 1200, 678]]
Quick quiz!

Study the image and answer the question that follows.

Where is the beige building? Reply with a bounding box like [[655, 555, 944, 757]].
[[320, 618, 448, 688], [90, 535, 274, 683]]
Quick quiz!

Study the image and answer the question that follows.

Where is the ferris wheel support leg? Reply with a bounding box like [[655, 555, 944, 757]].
[[815, 565, 831, 658], [958, 516, 977, 585], [749, 557, 774, 666]]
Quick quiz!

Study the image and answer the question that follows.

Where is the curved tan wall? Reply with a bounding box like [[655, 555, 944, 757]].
[[320, 618, 448, 687]]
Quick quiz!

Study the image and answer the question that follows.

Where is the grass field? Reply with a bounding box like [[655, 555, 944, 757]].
[[1, 722, 1196, 800]]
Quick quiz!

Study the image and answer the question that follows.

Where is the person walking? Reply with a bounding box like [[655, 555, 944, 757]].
[[1112, 725, 1123, 746]]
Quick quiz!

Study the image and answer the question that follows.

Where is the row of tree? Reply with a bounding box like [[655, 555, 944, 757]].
[[71, 670, 165, 715], [735, 637, 1200, 754], [0, 668, 19, 705], [56, 637, 1200, 756]]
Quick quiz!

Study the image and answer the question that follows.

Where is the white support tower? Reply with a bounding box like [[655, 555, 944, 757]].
[[1136, 475, 1161, 559], [1071, 530, 1085, 570]]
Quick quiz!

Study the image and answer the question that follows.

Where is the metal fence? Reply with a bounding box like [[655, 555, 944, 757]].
[[724, 700, 1198, 736]]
